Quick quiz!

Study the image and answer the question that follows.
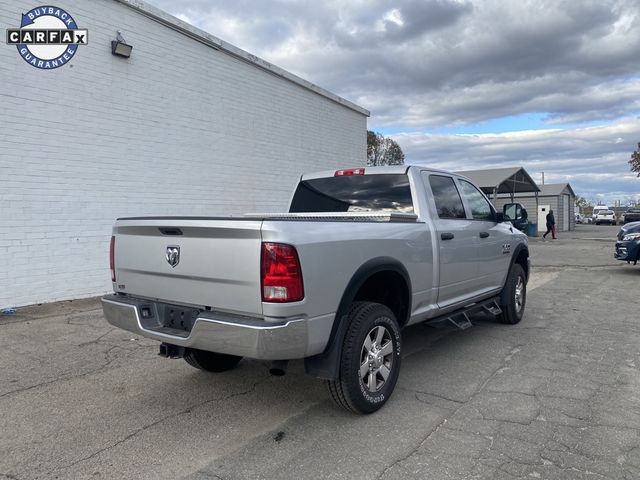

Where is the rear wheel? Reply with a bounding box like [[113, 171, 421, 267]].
[[327, 302, 402, 414], [498, 264, 526, 325], [184, 349, 242, 372]]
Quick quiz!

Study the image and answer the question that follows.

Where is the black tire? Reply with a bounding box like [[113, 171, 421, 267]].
[[498, 264, 526, 325], [326, 302, 402, 414], [184, 349, 242, 372]]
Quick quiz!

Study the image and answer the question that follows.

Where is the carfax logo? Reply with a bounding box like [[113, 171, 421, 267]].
[[6, 5, 87, 69]]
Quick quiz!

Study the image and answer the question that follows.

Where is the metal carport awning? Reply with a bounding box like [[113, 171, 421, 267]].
[[455, 167, 540, 202]]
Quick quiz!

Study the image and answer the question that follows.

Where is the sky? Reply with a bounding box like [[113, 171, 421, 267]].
[[147, 0, 640, 205]]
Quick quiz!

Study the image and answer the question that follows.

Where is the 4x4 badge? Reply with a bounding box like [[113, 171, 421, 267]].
[[166, 245, 180, 267]]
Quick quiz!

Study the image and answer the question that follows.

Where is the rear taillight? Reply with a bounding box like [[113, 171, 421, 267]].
[[335, 168, 365, 176], [109, 236, 115, 282], [261, 243, 304, 302]]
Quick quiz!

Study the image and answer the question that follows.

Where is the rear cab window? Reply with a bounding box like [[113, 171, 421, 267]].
[[289, 174, 414, 213]]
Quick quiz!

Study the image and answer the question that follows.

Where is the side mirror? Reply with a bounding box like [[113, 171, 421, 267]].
[[503, 203, 522, 221], [502, 203, 528, 231]]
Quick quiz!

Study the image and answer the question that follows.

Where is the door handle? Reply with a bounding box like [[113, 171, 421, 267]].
[[479, 232, 490, 238], [441, 232, 455, 240]]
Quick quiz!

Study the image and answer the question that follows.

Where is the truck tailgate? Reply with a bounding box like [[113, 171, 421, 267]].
[[113, 218, 263, 316]]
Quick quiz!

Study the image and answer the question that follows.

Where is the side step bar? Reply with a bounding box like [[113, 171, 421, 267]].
[[423, 297, 502, 330]]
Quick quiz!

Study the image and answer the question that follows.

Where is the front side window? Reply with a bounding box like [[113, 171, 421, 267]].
[[428, 175, 466, 219], [459, 180, 494, 221]]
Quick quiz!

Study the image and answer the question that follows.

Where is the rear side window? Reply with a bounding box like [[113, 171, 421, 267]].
[[428, 175, 465, 219], [289, 174, 414, 213], [459, 180, 494, 220]]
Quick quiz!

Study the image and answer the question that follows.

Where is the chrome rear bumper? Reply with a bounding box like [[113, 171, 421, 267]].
[[101, 295, 316, 360]]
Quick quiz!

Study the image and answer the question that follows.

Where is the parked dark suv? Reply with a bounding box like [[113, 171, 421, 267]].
[[615, 222, 640, 265], [623, 208, 640, 224]]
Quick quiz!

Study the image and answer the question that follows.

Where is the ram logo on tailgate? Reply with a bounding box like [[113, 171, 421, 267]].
[[166, 245, 180, 267]]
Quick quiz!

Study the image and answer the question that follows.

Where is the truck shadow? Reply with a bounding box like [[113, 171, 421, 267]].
[[167, 311, 519, 412], [615, 266, 640, 276]]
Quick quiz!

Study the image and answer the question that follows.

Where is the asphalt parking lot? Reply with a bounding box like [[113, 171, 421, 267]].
[[1, 224, 639, 480]]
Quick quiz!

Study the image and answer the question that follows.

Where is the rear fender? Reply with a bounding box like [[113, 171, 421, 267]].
[[304, 257, 411, 380]]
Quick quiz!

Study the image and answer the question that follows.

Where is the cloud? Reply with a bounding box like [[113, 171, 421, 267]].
[[145, 0, 640, 198], [393, 117, 640, 201], [147, 0, 640, 124]]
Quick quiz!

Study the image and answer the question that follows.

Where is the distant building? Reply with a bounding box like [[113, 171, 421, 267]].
[[494, 184, 576, 233], [456, 168, 576, 234]]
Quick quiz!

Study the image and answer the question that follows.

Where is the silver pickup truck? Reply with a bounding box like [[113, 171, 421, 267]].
[[102, 166, 529, 413]]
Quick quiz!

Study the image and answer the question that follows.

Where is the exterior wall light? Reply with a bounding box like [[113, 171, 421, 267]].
[[111, 31, 132, 58]]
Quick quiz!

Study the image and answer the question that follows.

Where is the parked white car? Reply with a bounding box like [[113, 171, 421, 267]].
[[592, 206, 612, 223], [594, 210, 616, 225]]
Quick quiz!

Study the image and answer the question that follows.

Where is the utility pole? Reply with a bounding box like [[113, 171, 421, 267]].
[[541, 172, 545, 185]]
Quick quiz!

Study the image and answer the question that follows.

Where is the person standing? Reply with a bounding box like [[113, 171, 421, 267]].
[[543, 209, 556, 240]]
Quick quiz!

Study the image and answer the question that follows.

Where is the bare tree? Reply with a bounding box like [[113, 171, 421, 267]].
[[367, 131, 405, 166], [630, 142, 640, 177], [575, 195, 592, 212]]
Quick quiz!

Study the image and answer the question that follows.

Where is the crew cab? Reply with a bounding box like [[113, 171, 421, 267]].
[[102, 166, 530, 413]]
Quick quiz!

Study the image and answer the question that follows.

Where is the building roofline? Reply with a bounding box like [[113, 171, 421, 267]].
[[496, 182, 577, 198], [455, 167, 540, 194], [113, 0, 370, 117]]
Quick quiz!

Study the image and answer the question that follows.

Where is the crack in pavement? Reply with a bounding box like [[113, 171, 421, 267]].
[[54, 378, 269, 475], [533, 264, 623, 270], [376, 344, 524, 479], [0, 308, 104, 326], [66, 311, 110, 329], [401, 387, 464, 406], [0, 345, 122, 400], [76, 328, 117, 347], [540, 455, 609, 479], [376, 414, 450, 480], [0, 473, 20, 480], [186, 473, 226, 480]]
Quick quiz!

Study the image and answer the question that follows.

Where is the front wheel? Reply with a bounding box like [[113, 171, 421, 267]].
[[497, 264, 526, 325], [327, 302, 402, 414]]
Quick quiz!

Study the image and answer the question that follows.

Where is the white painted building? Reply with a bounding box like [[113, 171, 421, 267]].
[[0, 0, 369, 308]]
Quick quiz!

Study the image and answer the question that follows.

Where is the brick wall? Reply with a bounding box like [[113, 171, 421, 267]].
[[0, 0, 367, 307]]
